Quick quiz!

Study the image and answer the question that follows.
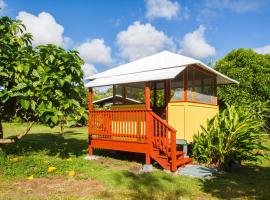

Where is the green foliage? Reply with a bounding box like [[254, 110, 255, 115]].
[[34, 45, 87, 130], [215, 48, 270, 131], [0, 148, 6, 165], [0, 16, 33, 121], [192, 104, 269, 170], [0, 16, 87, 139]]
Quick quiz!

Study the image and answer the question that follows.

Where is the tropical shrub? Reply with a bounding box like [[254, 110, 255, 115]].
[[192, 104, 268, 170], [215, 49, 270, 132]]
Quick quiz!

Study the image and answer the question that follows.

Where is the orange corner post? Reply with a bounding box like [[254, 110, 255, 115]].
[[88, 88, 93, 156], [145, 82, 151, 165]]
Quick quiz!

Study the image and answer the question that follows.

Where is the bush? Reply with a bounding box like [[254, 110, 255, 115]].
[[192, 104, 269, 170], [0, 148, 6, 165], [215, 49, 270, 133]]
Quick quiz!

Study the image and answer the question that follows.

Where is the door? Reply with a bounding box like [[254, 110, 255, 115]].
[[150, 81, 169, 120]]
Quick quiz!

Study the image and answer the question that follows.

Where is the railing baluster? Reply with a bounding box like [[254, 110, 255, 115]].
[[127, 111, 130, 137], [117, 111, 120, 136], [136, 111, 139, 137], [130, 111, 133, 136]]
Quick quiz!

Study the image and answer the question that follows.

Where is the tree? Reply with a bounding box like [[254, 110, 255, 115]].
[[35, 44, 87, 134], [0, 16, 33, 143], [215, 49, 270, 132], [0, 16, 87, 143]]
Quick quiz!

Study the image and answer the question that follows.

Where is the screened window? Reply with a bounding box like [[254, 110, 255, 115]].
[[150, 81, 166, 108], [156, 82, 165, 107], [114, 85, 124, 104], [171, 73, 184, 101], [188, 67, 216, 104], [126, 83, 145, 104]]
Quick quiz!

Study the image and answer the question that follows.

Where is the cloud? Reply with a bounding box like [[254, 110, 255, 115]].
[[82, 63, 98, 78], [146, 0, 180, 20], [254, 45, 270, 55], [179, 25, 216, 59], [77, 39, 112, 65], [204, 0, 267, 13], [197, 8, 219, 22], [0, 0, 6, 13], [198, 0, 268, 22], [16, 11, 71, 47], [116, 21, 175, 61]]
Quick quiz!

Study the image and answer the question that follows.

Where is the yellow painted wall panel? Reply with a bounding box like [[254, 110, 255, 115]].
[[168, 102, 218, 143], [168, 103, 185, 140]]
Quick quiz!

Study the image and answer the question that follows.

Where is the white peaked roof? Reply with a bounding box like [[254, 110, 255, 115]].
[[85, 51, 238, 87]]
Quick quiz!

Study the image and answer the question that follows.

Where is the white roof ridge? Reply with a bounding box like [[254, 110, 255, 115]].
[[88, 65, 191, 80]]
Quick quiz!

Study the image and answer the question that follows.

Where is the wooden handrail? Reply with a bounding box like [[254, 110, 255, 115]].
[[149, 111, 177, 171], [150, 111, 177, 132]]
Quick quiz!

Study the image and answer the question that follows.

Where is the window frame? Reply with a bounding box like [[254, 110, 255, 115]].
[[169, 66, 217, 105]]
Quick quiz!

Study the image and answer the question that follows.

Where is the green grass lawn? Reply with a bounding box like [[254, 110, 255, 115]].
[[0, 123, 269, 200]]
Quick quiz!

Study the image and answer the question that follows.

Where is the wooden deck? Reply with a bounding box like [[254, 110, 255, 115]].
[[88, 109, 192, 171]]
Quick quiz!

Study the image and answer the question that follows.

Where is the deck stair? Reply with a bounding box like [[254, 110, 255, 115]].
[[88, 109, 192, 172], [151, 148, 192, 170]]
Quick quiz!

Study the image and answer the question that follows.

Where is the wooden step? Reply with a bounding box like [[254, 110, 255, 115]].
[[176, 151, 184, 157], [153, 149, 184, 157], [167, 151, 184, 158], [151, 148, 192, 171], [158, 155, 168, 159], [176, 158, 192, 167]]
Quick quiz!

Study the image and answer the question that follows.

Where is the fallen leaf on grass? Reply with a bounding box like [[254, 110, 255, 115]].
[[68, 171, 75, 176], [48, 166, 57, 173], [9, 157, 22, 162], [27, 175, 34, 180]]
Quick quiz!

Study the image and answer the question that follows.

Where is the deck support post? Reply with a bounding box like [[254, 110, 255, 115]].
[[122, 84, 126, 104], [112, 85, 116, 105], [145, 82, 151, 110], [145, 82, 153, 168], [145, 153, 151, 165], [184, 69, 188, 101], [165, 80, 171, 122], [171, 130, 177, 172], [88, 88, 93, 156]]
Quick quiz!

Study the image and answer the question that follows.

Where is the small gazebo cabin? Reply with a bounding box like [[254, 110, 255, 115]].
[[85, 51, 238, 171]]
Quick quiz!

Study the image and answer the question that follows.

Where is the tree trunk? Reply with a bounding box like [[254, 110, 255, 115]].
[[0, 119, 3, 140], [59, 116, 65, 136], [0, 121, 34, 144], [60, 121, 64, 136]]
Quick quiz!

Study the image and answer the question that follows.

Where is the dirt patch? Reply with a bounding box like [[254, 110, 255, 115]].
[[5, 178, 105, 199], [97, 156, 142, 172]]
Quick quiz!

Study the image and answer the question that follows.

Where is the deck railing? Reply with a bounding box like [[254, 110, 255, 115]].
[[89, 110, 147, 139], [89, 109, 177, 169]]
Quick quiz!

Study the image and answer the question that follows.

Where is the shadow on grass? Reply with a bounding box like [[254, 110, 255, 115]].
[[113, 171, 188, 200], [200, 164, 270, 199], [2, 132, 147, 165], [95, 149, 146, 164], [2, 133, 88, 158]]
